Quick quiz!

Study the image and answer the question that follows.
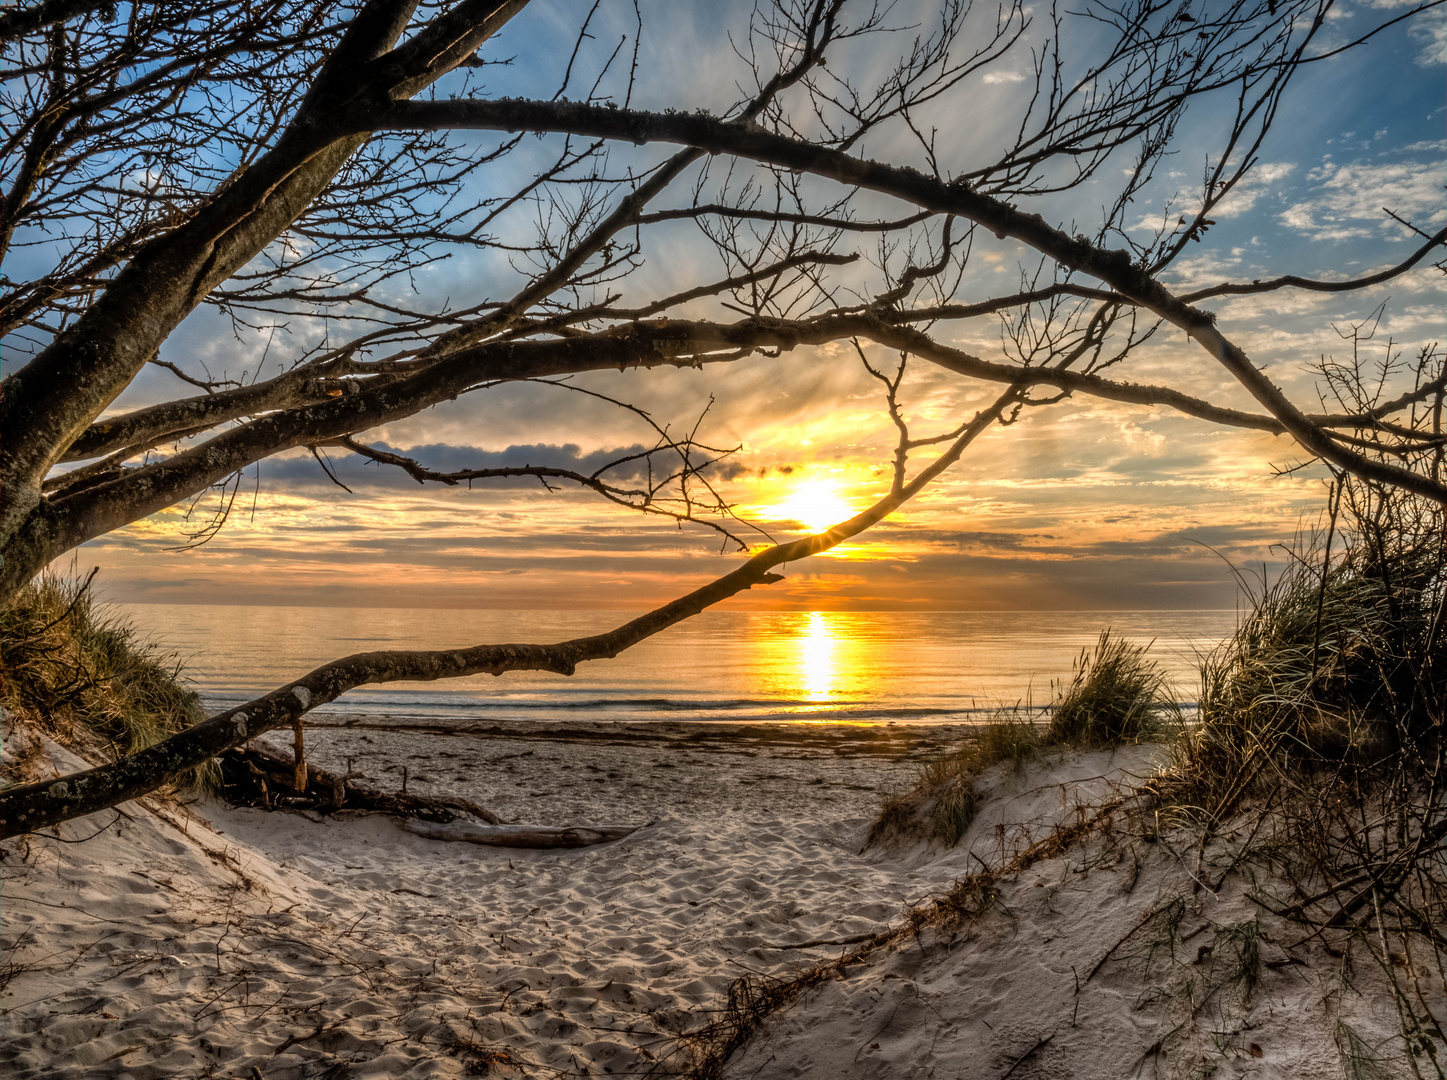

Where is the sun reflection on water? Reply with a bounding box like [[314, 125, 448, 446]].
[[800, 611, 837, 702], [751, 611, 885, 721]]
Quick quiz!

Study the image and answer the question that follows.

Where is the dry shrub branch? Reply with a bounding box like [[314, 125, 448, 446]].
[[666, 794, 1133, 1079]]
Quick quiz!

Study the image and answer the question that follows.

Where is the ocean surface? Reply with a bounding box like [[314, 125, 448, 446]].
[[118, 606, 1241, 726]]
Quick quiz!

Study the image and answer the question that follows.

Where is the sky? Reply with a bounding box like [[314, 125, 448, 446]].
[[30, 0, 1447, 612]]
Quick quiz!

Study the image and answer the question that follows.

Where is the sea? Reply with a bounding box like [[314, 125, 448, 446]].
[[118, 606, 1241, 726]]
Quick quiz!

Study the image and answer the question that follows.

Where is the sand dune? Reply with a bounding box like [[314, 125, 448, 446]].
[[2, 721, 1435, 1078]]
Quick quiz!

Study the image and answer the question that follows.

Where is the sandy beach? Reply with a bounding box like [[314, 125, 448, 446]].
[[2, 719, 1436, 1078], [0, 720, 954, 1078]]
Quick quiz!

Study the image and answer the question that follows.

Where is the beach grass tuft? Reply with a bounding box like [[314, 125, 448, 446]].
[[870, 631, 1181, 849], [1167, 488, 1444, 814], [0, 571, 217, 792], [1151, 480, 1446, 1067], [869, 709, 1044, 848], [1046, 630, 1180, 748]]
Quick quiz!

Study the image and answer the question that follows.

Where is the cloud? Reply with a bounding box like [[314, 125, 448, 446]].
[[1372, 0, 1447, 66], [1127, 162, 1295, 237], [1212, 162, 1296, 219], [1281, 158, 1447, 241], [87, 519, 1270, 612], [261, 440, 749, 491], [1416, 11, 1447, 67]]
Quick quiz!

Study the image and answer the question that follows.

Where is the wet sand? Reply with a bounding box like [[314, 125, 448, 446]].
[[286, 716, 974, 825]]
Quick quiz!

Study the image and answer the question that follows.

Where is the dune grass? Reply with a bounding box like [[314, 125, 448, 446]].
[[1155, 483, 1446, 1067], [0, 571, 217, 793], [908, 711, 1044, 846], [868, 631, 1186, 851], [872, 635, 1180, 848], [1046, 631, 1180, 747], [1168, 490, 1444, 815]]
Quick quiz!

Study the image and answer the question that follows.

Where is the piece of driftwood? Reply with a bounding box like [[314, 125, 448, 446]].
[[291, 717, 307, 793], [219, 742, 501, 824], [400, 819, 642, 848]]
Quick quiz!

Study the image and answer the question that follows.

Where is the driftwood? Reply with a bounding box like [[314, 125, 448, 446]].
[[400, 819, 643, 848], [219, 741, 501, 825], [220, 744, 641, 849]]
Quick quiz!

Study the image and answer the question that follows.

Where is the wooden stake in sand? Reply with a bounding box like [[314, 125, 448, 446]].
[[292, 717, 306, 793], [401, 819, 642, 849]]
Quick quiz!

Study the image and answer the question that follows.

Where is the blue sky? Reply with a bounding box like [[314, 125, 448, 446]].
[[26, 0, 1446, 610]]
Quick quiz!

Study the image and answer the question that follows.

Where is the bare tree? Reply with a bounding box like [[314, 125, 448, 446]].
[[1, 0, 1443, 836]]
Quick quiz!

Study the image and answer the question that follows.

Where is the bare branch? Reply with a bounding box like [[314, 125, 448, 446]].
[[0, 386, 1020, 837], [372, 96, 1447, 503]]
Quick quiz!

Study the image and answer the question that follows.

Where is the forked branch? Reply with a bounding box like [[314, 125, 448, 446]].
[[0, 386, 1020, 838]]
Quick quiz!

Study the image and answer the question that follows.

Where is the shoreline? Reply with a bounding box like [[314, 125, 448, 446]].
[[254, 717, 968, 828], [198, 699, 1207, 726]]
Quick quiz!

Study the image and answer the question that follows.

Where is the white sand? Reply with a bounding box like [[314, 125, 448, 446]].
[[2, 722, 1438, 1078], [736, 748, 1438, 1079]]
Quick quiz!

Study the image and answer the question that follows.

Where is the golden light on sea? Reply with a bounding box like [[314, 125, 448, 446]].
[[751, 613, 891, 722], [799, 611, 837, 701]]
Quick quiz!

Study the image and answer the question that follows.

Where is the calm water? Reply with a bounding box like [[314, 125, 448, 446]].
[[117, 606, 1240, 725]]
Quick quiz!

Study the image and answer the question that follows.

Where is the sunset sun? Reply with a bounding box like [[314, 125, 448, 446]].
[[775, 481, 857, 534]]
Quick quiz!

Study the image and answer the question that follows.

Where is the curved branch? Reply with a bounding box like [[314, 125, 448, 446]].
[[370, 97, 1447, 504], [67, 228, 1428, 468], [634, 204, 934, 233], [328, 435, 755, 548], [77, 231, 1429, 471], [4, 327, 752, 595], [59, 366, 370, 463], [0, 388, 1018, 838], [1178, 228, 1447, 303]]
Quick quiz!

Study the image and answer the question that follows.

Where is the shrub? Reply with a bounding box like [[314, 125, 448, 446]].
[[869, 711, 1043, 848], [1173, 485, 1444, 814], [0, 572, 217, 793], [1046, 630, 1179, 747]]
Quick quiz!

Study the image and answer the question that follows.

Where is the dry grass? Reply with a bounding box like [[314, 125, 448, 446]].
[[867, 710, 1043, 849], [1167, 489, 1444, 816], [0, 571, 217, 792], [924, 712, 1044, 845], [660, 970, 822, 1080], [1046, 630, 1180, 747], [1155, 481, 1446, 1075], [870, 631, 1178, 850]]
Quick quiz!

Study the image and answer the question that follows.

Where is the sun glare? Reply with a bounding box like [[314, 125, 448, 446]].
[[776, 481, 856, 534]]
